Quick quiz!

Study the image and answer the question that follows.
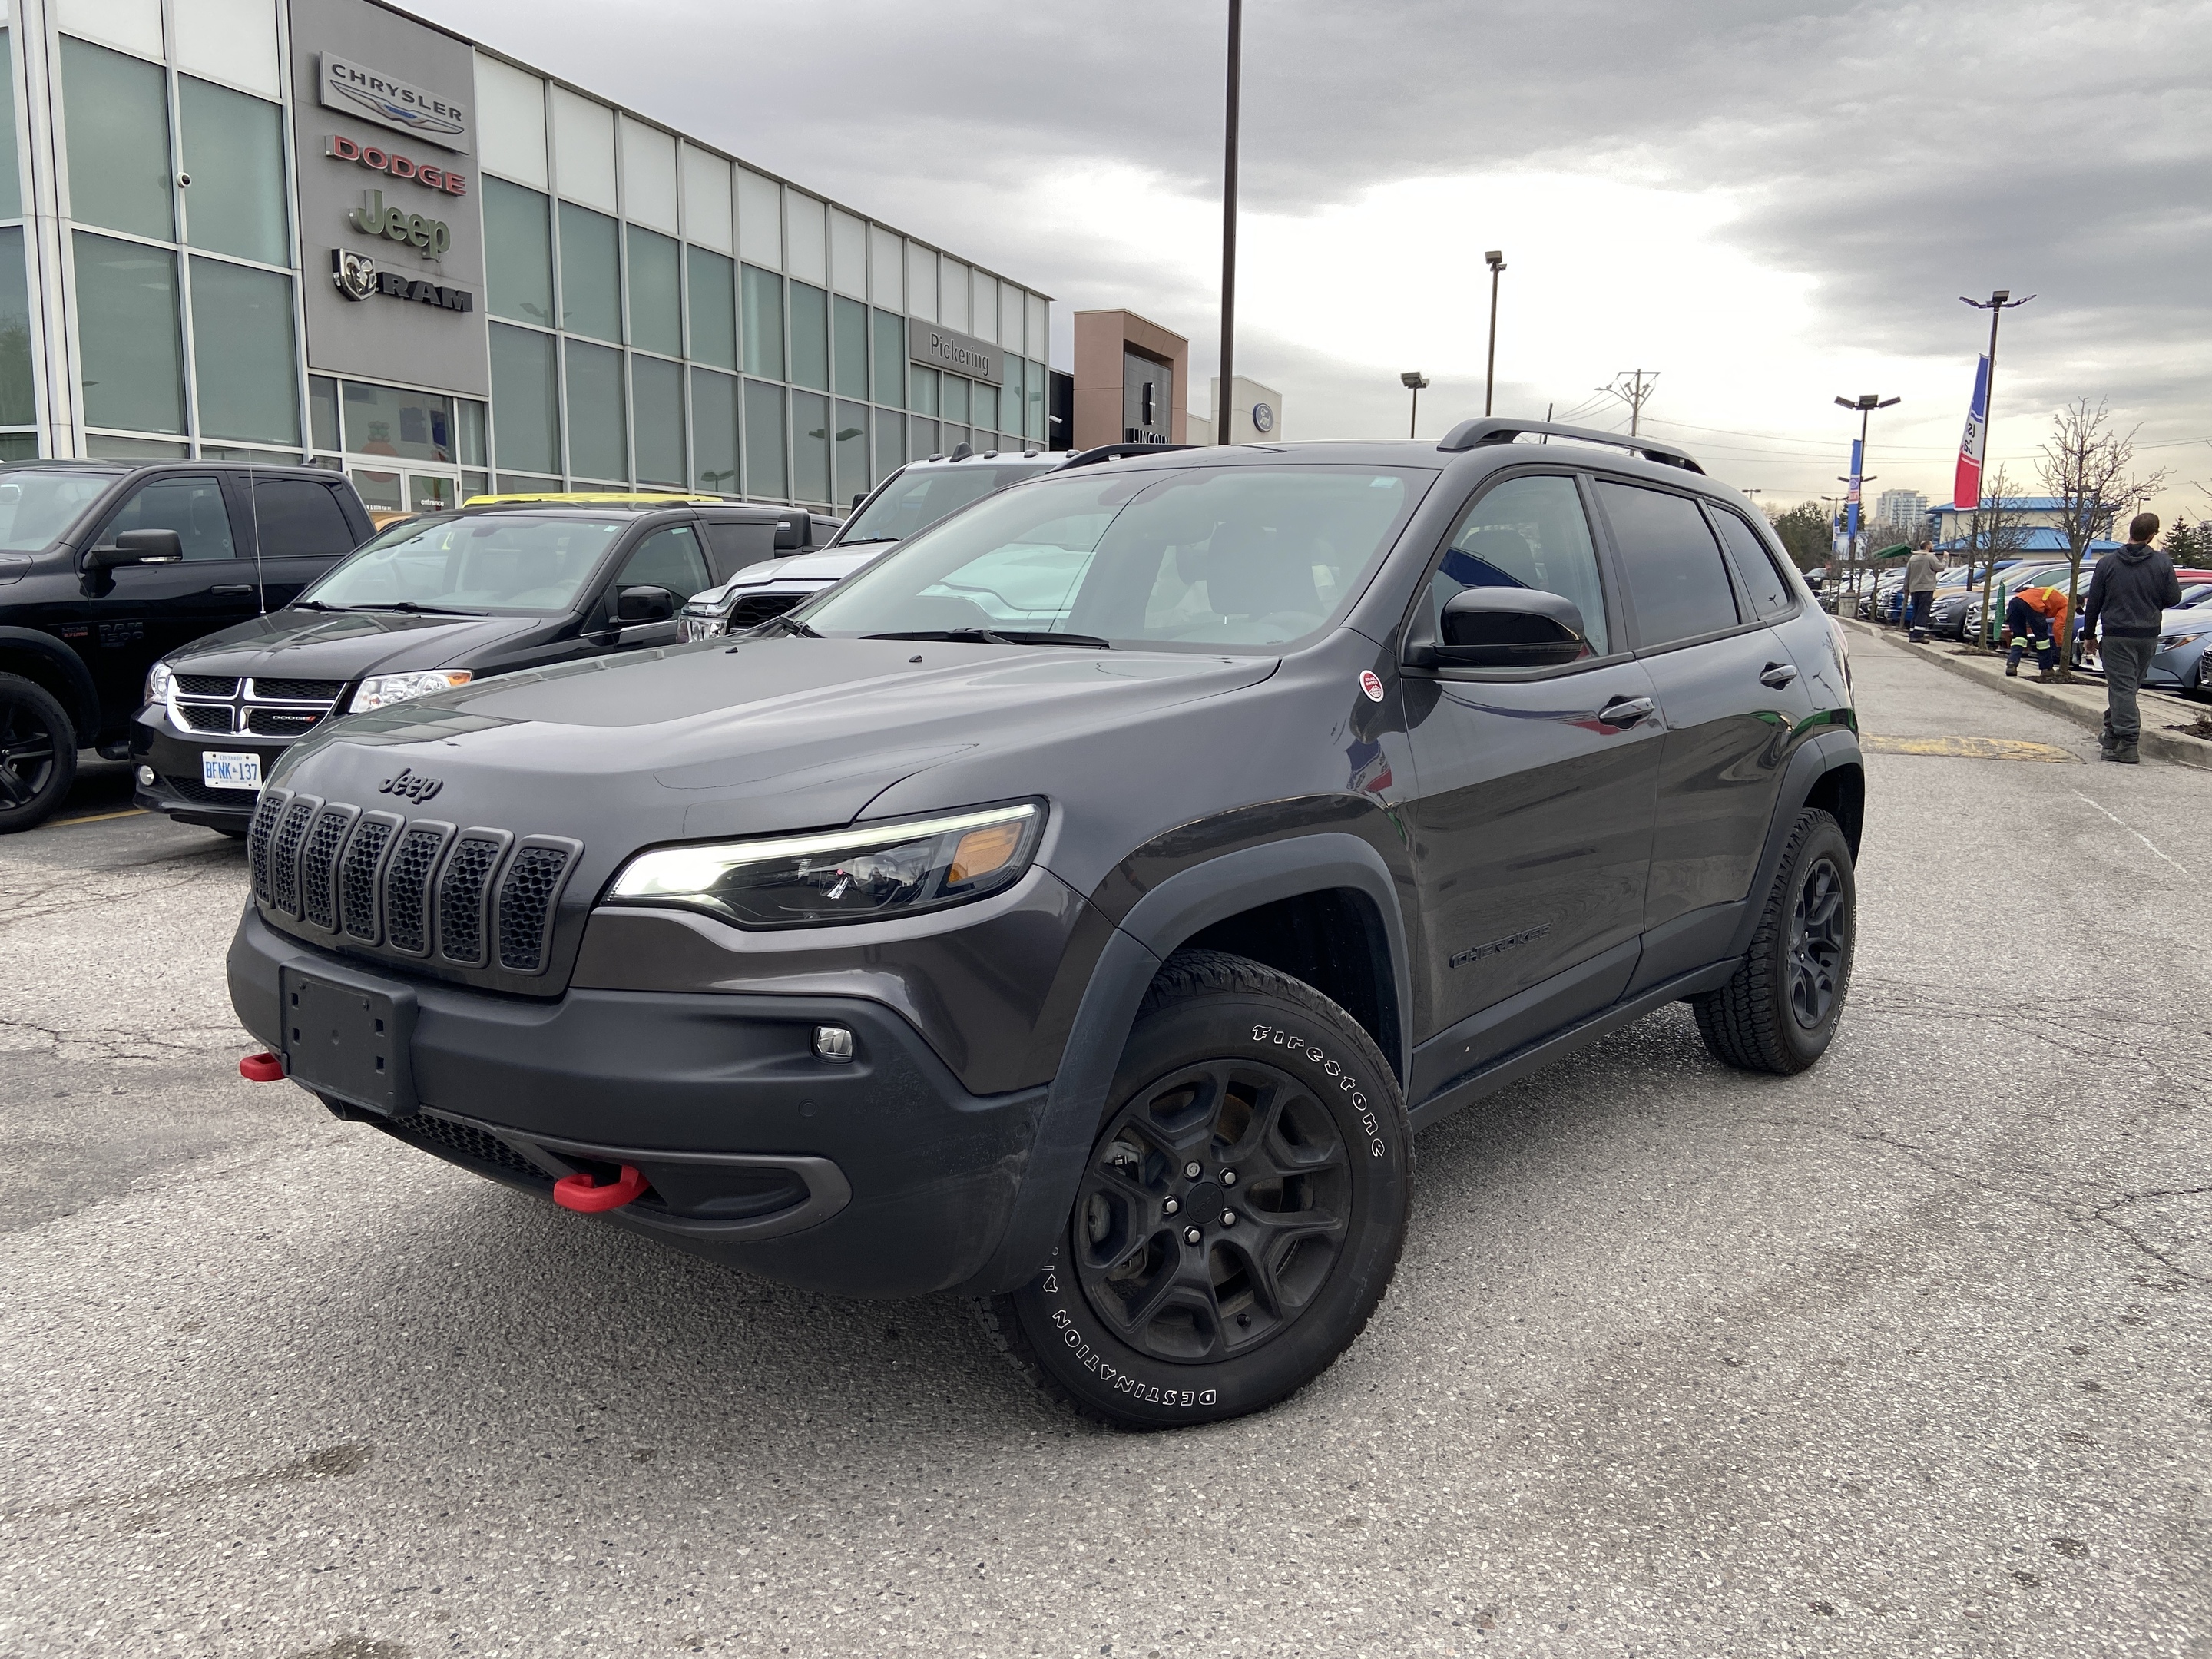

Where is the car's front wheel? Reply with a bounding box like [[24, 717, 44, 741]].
[[0, 672, 77, 833], [977, 949, 1410, 1429], [1690, 807, 1855, 1075]]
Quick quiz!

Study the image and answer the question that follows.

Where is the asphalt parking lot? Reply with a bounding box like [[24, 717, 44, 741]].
[[2, 634, 2205, 1658]]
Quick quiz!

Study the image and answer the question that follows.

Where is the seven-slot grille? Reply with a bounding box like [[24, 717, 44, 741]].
[[170, 676, 346, 744], [249, 790, 578, 979]]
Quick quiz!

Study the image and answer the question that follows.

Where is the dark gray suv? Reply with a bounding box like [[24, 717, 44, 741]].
[[226, 420, 1863, 1429]]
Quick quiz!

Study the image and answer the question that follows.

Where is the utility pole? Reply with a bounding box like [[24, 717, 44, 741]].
[[1601, 369, 1658, 435], [1834, 392, 1899, 606], [1217, 0, 1241, 442], [1400, 370, 1429, 439], [1960, 289, 2032, 651], [1482, 250, 1505, 417]]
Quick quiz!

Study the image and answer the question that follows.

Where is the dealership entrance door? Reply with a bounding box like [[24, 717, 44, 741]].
[[310, 375, 488, 525]]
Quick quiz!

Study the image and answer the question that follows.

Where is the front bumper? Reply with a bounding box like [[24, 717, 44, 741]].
[[130, 708, 295, 829], [228, 908, 1047, 1298]]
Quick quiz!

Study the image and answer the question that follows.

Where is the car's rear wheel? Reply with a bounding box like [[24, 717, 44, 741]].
[[0, 673, 77, 833], [1690, 808, 1855, 1075], [976, 949, 1409, 1429]]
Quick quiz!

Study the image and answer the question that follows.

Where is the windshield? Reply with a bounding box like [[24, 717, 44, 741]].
[[802, 465, 1429, 649], [0, 469, 123, 552], [838, 462, 1059, 545], [301, 513, 626, 612]]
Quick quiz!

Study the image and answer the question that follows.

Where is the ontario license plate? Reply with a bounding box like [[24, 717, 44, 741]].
[[201, 750, 263, 790], [280, 967, 416, 1117]]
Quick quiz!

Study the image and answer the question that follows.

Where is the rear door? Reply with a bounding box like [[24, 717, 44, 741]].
[[81, 473, 258, 723], [232, 475, 364, 609], [1591, 478, 1816, 986], [1402, 470, 1662, 1086]]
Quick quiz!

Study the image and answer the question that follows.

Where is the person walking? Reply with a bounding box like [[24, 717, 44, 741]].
[[2080, 511, 2182, 764], [2003, 581, 2068, 681], [1903, 540, 1942, 643]]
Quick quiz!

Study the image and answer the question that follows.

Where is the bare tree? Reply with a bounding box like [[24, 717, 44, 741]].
[[2037, 399, 2169, 674], [1968, 465, 2034, 651]]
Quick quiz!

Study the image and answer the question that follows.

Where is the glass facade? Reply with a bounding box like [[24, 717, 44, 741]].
[[0, 3, 1050, 508]]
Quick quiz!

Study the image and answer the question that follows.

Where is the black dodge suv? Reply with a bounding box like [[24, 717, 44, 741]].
[[227, 420, 1863, 1429], [134, 499, 812, 836], [0, 460, 373, 830]]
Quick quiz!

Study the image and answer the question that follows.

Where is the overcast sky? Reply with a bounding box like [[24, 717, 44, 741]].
[[436, 0, 2211, 518]]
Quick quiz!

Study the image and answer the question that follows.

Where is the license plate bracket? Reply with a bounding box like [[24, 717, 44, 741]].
[[201, 750, 263, 790], [280, 966, 417, 1116]]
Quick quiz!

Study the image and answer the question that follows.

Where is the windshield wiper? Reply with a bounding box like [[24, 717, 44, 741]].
[[863, 628, 1110, 648], [765, 611, 821, 638], [349, 601, 490, 618], [290, 598, 339, 611], [833, 535, 901, 545]]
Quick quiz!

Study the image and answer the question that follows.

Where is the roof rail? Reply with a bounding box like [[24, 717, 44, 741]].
[[1435, 418, 1704, 474], [1061, 441, 1197, 469]]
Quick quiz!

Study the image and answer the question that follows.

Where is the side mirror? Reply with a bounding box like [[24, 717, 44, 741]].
[[88, 528, 185, 570], [615, 584, 678, 624], [1429, 587, 1589, 669]]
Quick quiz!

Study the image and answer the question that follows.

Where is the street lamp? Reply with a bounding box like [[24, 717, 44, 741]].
[[1834, 392, 1899, 601], [1482, 250, 1505, 417], [1959, 289, 2032, 651], [1218, 0, 1243, 445], [1400, 370, 1429, 439]]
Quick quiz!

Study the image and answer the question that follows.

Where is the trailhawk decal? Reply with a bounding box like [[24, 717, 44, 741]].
[[1035, 1248, 1218, 1409], [1250, 1024, 1389, 1157]]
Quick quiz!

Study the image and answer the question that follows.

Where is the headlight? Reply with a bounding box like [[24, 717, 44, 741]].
[[608, 801, 1044, 929], [677, 613, 728, 643], [347, 670, 473, 713], [2160, 634, 2193, 651], [144, 661, 173, 706]]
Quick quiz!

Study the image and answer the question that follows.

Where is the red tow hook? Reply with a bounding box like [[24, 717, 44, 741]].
[[553, 1164, 648, 1214], [240, 1051, 286, 1082]]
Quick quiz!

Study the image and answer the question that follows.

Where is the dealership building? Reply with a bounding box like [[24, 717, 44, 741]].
[[0, 0, 1055, 515]]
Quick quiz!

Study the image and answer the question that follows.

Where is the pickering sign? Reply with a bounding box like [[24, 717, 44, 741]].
[[318, 54, 470, 153], [909, 325, 1003, 386]]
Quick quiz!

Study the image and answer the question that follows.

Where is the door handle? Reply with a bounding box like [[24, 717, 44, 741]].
[[213, 584, 255, 595], [1597, 695, 1656, 728], [1760, 661, 1800, 689]]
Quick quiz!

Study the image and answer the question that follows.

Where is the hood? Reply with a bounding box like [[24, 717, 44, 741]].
[[164, 607, 550, 680], [693, 545, 894, 606], [2118, 542, 2154, 565], [2161, 608, 2212, 634], [272, 635, 1280, 848]]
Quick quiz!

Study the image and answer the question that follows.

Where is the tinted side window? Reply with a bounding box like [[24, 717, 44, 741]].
[[1598, 481, 1740, 647], [1710, 508, 1794, 618], [1427, 473, 1608, 657], [616, 524, 710, 598], [243, 480, 356, 558], [701, 518, 775, 581], [108, 475, 236, 561]]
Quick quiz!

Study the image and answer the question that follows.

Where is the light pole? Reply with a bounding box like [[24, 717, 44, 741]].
[[1835, 392, 1899, 603], [1482, 250, 1505, 417], [1217, 0, 1242, 443], [1960, 289, 2032, 651], [1400, 371, 1429, 439]]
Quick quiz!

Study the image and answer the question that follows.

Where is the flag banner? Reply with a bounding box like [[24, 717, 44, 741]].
[[1953, 354, 1989, 510], [1846, 438, 1863, 538]]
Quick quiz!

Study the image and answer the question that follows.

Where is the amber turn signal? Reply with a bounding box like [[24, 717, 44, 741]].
[[948, 821, 1023, 886]]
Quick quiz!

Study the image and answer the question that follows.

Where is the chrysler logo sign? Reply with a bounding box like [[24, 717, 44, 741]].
[[318, 54, 470, 154]]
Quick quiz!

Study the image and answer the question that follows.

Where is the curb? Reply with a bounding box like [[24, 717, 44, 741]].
[[1843, 618, 2212, 772]]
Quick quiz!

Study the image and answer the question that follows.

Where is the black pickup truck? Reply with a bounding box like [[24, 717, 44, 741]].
[[0, 460, 374, 830]]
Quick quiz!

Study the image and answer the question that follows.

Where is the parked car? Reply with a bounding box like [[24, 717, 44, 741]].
[[1962, 560, 2094, 646], [132, 499, 799, 836], [677, 444, 1184, 640], [2071, 569, 2212, 687], [0, 459, 374, 831], [227, 417, 1863, 1429]]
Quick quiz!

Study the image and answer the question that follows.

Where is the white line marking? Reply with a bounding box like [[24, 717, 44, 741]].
[[2069, 790, 2190, 876]]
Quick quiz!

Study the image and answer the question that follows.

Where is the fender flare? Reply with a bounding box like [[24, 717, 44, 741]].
[[1724, 725, 1863, 961], [956, 832, 1410, 1297], [0, 625, 100, 737]]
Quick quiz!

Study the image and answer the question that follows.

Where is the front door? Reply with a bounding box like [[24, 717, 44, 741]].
[[597, 522, 712, 651], [1591, 479, 1816, 982], [1404, 472, 1663, 1094], [81, 474, 260, 725]]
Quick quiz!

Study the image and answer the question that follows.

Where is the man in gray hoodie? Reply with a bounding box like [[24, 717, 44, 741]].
[[2079, 512, 2181, 763], [1903, 541, 1942, 642]]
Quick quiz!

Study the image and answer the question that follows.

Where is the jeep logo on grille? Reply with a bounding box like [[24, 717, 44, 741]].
[[378, 767, 443, 803]]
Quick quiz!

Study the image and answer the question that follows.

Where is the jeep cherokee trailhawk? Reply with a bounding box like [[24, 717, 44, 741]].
[[227, 419, 1863, 1428]]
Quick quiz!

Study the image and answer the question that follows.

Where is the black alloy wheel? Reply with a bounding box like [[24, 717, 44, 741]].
[[1690, 807, 1856, 1075], [0, 672, 77, 833], [978, 949, 1410, 1429]]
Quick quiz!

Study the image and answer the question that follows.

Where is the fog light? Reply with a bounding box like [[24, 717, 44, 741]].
[[136, 765, 156, 786], [813, 1025, 854, 1061]]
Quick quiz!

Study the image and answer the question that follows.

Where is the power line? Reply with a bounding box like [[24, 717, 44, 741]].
[[1599, 369, 1659, 436]]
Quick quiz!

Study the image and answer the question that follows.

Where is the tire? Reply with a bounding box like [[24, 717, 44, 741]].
[[1690, 808, 1855, 1075], [976, 949, 1411, 1429], [0, 672, 78, 833]]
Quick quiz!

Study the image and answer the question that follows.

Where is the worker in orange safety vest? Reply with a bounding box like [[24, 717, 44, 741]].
[[2003, 584, 2070, 680]]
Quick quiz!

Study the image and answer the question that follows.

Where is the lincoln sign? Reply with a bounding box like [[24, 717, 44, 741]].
[[909, 325, 1003, 386]]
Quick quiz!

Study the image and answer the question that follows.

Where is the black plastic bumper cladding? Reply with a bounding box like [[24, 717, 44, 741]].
[[230, 910, 1046, 1298]]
